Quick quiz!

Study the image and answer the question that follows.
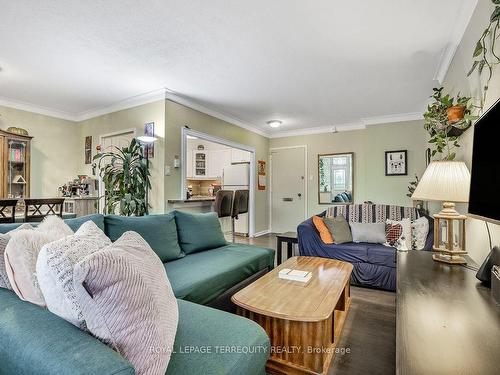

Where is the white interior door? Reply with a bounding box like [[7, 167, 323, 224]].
[[271, 147, 306, 233]]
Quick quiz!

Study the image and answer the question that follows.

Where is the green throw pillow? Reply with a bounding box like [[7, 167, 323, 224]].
[[174, 210, 227, 254], [104, 213, 182, 262], [323, 216, 353, 244], [64, 214, 105, 232]]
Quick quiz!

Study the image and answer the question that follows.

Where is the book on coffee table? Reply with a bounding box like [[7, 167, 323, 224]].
[[278, 268, 312, 283]]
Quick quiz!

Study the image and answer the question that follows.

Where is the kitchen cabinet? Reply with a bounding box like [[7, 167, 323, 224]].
[[208, 149, 232, 178], [231, 149, 251, 163], [186, 150, 194, 178], [193, 151, 208, 177]]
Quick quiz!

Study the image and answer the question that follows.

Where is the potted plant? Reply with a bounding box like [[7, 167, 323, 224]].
[[94, 138, 151, 216], [423, 87, 478, 160]]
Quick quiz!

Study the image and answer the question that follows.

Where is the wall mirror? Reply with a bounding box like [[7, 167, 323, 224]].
[[318, 153, 354, 204]]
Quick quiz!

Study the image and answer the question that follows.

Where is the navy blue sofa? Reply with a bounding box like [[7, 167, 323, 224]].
[[297, 204, 433, 291]]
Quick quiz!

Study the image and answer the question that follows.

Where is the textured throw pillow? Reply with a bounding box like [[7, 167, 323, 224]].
[[73, 231, 178, 375], [105, 213, 182, 262], [385, 223, 403, 247], [0, 224, 33, 290], [386, 218, 411, 250], [323, 216, 352, 244], [174, 211, 227, 254], [4, 216, 73, 306], [36, 221, 111, 328], [411, 216, 429, 250], [350, 222, 386, 244], [312, 216, 334, 244]]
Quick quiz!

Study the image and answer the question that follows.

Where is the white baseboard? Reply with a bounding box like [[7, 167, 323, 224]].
[[253, 229, 271, 237]]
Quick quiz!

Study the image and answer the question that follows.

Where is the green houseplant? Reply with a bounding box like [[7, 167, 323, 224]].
[[423, 87, 477, 160], [467, 0, 500, 105], [94, 138, 151, 216]]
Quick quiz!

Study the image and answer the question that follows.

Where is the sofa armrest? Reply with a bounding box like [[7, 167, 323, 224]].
[[297, 218, 325, 256], [0, 289, 134, 375]]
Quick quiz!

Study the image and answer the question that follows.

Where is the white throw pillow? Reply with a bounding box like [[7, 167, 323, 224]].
[[350, 222, 387, 244], [4, 216, 73, 306], [73, 231, 178, 375], [386, 218, 411, 251], [411, 216, 429, 250], [37, 221, 111, 328], [0, 224, 34, 290]]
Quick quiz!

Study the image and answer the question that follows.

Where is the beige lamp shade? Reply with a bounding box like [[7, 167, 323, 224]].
[[411, 161, 471, 203]]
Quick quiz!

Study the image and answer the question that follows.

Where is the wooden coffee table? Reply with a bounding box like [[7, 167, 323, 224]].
[[232, 256, 353, 375]]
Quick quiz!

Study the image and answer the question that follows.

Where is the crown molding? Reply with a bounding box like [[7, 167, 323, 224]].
[[164, 89, 269, 137], [74, 88, 168, 121], [362, 112, 423, 126], [433, 0, 478, 84], [268, 122, 365, 138], [0, 97, 77, 121], [269, 112, 423, 138]]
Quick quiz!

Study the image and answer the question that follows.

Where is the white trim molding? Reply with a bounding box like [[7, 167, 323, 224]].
[[0, 97, 77, 121], [433, 0, 478, 84], [253, 229, 271, 237]]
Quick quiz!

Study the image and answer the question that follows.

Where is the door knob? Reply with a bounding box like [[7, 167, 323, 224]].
[[298, 193, 302, 197]]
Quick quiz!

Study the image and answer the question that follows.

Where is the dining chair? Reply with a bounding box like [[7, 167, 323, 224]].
[[24, 198, 65, 222], [0, 199, 18, 223]]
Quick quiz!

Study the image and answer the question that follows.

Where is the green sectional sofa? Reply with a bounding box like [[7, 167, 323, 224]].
[[0, 211, 275, 375]]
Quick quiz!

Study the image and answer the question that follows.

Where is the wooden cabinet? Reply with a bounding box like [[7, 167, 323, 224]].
[[0, 130, 32, 199], [63, 197, 99, 217], [188, 149, 233, 179]]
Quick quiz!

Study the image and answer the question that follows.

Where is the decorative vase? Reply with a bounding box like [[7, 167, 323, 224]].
[[446, 105, 465, 123]]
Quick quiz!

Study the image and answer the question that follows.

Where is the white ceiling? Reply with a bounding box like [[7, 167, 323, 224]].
[[0, 0, 476, 136]]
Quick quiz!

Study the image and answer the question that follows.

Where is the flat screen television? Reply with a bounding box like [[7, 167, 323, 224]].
[[468, 98, 500, 224]]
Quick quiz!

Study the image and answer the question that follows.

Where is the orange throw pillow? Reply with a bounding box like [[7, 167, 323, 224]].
[[312, 216, 334, 244]]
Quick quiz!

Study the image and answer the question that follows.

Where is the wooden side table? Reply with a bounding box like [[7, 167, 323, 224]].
[[276, 232, 298, 265]]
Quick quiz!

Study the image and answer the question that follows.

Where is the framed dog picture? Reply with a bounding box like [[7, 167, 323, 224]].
[[385, 150, 407, 176]]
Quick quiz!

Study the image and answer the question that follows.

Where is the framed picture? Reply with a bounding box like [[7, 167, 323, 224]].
[[84, 136, 92, 164], [144, 122, 154, 158], [385, 150, 407, 176]]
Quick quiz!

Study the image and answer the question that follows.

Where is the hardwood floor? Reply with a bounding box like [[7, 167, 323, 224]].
[[235, 233, 396, 375]]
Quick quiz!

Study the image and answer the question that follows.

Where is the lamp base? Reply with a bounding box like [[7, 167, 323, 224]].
[[432, 253, 467, 265]]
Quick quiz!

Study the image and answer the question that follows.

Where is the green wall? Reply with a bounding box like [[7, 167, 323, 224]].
[[77, 101, 166, 214], [0, 105, 80, 198], [270, 120, 429, 217], [439, 0, 500, 263], [164, 100, 270, 233]]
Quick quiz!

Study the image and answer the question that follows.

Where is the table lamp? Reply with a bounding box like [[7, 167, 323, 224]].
[[411, 160, 471, 264]]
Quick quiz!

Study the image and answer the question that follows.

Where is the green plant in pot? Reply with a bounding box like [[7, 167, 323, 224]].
[[423, 87, 478, 160], [94, 138, 151, 216]]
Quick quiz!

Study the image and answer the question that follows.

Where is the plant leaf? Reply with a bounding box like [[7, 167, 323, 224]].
[[467, 61, 479, 76], [473, 41, 484, 57], [491, 6, 500, 22]]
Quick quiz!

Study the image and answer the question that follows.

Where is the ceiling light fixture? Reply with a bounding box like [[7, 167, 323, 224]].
[[267, 120, 282, 128]]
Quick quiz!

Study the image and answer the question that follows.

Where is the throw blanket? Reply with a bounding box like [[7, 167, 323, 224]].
[[326, 204, 419, 223]]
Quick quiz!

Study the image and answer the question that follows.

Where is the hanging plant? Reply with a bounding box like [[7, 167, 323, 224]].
[[423, 87, 478, 160], [94, 138, 151, 216], [467, 0, 500, 105]]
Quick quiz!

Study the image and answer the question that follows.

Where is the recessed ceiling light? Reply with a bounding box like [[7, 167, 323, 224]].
[[267, 120, 282, 128]]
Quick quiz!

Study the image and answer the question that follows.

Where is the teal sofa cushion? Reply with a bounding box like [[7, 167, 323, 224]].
[[0, 288, 134, 375], [64, 214, 105, 232], [167, 299, 269, 375], [174, 211, 227, 254], [104, 214, 182, 262], [0, 222, 25, 233], [165, 244, 274, 305]]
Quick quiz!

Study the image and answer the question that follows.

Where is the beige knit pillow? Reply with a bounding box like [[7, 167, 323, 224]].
[[4, 216, 73, 306], [73, 231, 178, 375], [0, 224, 34, 290], [37, 221, 111, 328]]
